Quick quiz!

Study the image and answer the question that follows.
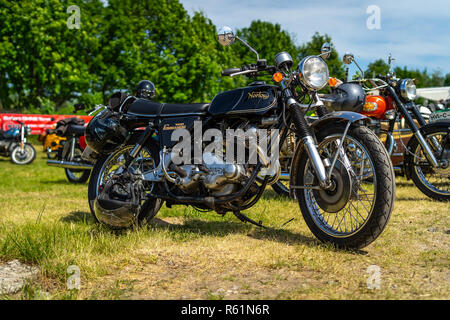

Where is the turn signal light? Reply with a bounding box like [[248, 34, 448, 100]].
[[363, 102, 378, 112], [273, 72, 283, 83], [328, 77, 338, 87]]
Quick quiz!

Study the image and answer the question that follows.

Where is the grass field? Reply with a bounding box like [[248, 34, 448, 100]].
[[0, 146, 448, 300]]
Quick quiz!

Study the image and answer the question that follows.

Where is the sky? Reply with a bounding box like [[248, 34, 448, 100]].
[[180, 0, 450, 76]]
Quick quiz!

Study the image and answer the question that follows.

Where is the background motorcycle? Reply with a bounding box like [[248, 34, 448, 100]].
[[0, 120, 36, 165], [83, 26, 395, 249], [46, 104, 93, 183], [334, 53, 449, 201]]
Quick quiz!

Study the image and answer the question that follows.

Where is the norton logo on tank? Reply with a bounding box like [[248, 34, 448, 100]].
[[247, 91, 270, 99]]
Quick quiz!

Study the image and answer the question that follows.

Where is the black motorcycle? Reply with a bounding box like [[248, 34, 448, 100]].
[[341, 53, 450, 201], [46, 104, 93, 183], [0, 120, 36, 165], [83, 26, 395, 249]]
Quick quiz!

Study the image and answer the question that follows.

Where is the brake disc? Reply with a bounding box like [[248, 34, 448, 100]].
[[313, 159, 352, 213]]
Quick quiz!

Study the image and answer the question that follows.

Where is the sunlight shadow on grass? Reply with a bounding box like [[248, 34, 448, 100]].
[[60, 211, 95, 224], [261, 189, 295, 201], [39, 179, 79, 185]]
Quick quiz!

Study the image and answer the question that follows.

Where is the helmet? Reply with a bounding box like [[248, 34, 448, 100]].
[[84, 109, 128, 154], [94, 179, 140, 228], [135, 80, 156, 100], [322, 83, 366, 113]]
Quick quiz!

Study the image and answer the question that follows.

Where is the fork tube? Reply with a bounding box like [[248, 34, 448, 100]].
[[281, 84, 328, 188]]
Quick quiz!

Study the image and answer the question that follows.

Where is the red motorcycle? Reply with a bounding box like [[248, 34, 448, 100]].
[[326, 53, 449, 201]]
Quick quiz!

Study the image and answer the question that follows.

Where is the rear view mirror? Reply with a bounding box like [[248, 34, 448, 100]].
[[217, 26, 236, 46]]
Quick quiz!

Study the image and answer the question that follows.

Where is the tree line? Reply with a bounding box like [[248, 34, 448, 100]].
[[0, 0, 448, 114]]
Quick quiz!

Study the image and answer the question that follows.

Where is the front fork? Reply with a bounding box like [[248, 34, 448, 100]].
[[388, 87, 440, 167], [20, 126, 25, 151], [282, 87, 349, 189]]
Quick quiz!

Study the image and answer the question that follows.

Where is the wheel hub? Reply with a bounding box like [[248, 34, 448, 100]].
[[313, 160, 352, 213]]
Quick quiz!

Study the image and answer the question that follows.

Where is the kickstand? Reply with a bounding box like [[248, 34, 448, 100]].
[[233, 211, 268, 229]]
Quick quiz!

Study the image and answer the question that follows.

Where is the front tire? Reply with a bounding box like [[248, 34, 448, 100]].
[[10, 143, 36, 165], [407, 124, 450, 201], [296, 125, 395, 249]]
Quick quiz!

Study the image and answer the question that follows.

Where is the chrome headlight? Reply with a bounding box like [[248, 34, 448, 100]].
[[297, 56, 329, 90], [400, 79, 416, 101]]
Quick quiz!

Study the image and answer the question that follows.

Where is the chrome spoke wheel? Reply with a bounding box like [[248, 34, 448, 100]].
[[413, 131, 450, 196], [303, 134, 376, 237]]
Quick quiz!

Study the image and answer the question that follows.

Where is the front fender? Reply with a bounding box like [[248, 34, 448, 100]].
[[288, 111, 370, 199], [310, 111, 370, 131]]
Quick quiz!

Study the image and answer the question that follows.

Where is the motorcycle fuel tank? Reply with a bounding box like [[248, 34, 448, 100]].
[[208, 85, 278, 116]]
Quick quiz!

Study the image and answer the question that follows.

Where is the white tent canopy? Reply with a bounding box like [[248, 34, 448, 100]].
[[416, 86, 450, 102]]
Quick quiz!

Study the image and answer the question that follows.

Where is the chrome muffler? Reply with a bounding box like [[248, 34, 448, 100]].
[[47, 160, 93, 170]]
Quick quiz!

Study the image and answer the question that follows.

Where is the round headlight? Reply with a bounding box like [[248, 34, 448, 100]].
[[297, 56, 329, 90], [400, 79, 416, 101]]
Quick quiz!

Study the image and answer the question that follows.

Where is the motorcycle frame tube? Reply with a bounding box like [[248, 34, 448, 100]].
[[388, 86, 439, 167]]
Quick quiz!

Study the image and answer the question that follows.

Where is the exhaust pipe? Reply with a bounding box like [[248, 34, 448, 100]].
[[47, 160, 93, 170]]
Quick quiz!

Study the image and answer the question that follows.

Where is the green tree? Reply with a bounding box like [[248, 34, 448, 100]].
[[365, 59, 390, 78], [0, 0, 104, 112]]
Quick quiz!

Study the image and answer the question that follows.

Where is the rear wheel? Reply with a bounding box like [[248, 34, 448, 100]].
[[88, 140, 162, 227], [64, 144, 90, 183], [296, 125, 395, 249]]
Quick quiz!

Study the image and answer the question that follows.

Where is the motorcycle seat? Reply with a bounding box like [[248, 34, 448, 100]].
[[127, 99, 209, 117], [66, 124, 86, 136]]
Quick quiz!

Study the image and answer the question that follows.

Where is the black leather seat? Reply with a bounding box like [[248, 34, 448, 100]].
[[127, 99, 209, 117]]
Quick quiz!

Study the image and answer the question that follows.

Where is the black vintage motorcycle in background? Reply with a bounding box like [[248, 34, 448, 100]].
[[338, 53, 450, 201], [46, 104, 93, 183], [83, 26, 395, 249], [0, 120, 36, 165]]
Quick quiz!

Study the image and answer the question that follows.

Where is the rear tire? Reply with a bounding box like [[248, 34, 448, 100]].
[[88, 139, 162, 227], [64, 145, 91, 183]]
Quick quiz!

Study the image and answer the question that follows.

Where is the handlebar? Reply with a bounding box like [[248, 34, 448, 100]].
[[221, 68, 241, 76], [221, 64, 276, 78]]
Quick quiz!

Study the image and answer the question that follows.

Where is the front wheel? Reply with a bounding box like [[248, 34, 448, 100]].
[[10, 143, 36, 165], [296, 125, 395, 249], [407, 124, 450, 201]]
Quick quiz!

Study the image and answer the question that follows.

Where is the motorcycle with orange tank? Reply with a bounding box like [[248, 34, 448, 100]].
[[325, 53, 449, 201]]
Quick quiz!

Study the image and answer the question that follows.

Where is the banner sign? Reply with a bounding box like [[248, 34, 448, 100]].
[[0, 113, 92, 135]]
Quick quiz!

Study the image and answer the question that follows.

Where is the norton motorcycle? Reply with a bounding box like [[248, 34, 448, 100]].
[[83, 26, 395, 249], [46, 104, 93, 183], [0, 120, 36, 165], [336, 53, 450, 201]]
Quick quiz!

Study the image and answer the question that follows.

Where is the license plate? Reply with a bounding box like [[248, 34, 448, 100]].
[[429, 109, 450, 123]]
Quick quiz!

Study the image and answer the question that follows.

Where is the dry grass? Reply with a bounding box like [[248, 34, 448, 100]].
[[0, 148, 448, 300]]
